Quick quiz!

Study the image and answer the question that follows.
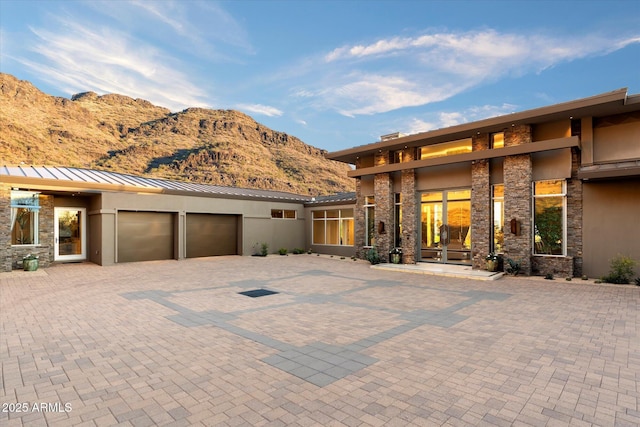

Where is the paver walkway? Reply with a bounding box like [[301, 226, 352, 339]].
[[1, 255, 639, 426]]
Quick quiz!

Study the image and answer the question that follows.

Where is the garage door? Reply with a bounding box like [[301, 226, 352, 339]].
[[186, 214, 238, 258], [117, 212, 174, 263]]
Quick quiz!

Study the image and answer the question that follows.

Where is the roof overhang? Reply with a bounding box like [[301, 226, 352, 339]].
[[327, 88, 634, 165], [348, 136, 579, 178], [578, 160, 640, 180]]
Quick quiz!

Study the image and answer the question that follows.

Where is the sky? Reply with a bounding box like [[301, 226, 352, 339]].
[[1, 0, 639, 153]]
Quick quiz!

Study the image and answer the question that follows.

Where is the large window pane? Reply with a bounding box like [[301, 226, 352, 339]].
[[534, 196, 563, 254], [533, 180, 565, 255], [312, 220, 325, 244], [12, 207, 37, 245], [419, 138, 472, 159], [341, 219, 354, 246], [326, 220, 340, 245], [366, 205, 375, 246], [492, 185, 504, 253]]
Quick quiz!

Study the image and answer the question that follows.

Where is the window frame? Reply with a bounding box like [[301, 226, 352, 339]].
[[271, 209, 297, 219], [491, 184, 504, 253], [394, 193, 402, 248], [10, 190, 40, 246], [311, 209, 354, 246], [532, 180, 567, 257], [490, 132, 505, 149], [364, 196, 375, 248]]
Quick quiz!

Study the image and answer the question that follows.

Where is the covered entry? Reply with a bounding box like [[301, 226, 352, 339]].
[[186, 213, 238, 258], [117, 211, 175, 262]]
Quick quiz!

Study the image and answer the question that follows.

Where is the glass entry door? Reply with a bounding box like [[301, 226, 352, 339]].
[[420, 190, 471, 264], [54, 208, 86, 261]]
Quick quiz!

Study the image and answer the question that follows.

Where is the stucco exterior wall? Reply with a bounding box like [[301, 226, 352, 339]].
[[583, 177, 640, 279]]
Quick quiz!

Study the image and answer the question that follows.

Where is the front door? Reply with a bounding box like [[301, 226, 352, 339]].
[[420, 190, 471, 264], [54, 208, 86, 261]]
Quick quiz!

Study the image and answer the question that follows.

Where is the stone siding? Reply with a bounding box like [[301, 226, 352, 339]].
[[471, 134, 491, 270], [354, 178, 365, 259], [401, 170, 416, 264], [374, 173, 393, 262], [566, 147, 583, 277], [503, 125, 533, 275], [531, 256, 574, 278], [1, 189, 55, 271], [1, 184, 11, 272]]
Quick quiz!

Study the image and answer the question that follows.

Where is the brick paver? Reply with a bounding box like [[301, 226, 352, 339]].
[[1, 255, 639, 426]]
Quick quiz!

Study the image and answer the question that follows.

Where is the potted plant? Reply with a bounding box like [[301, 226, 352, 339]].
[[23, 254, 39, 271], [485, 252, 498, 272], [389, 247, 402, 264]]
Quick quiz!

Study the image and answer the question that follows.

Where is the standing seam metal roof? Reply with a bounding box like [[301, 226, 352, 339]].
[[1, 166, 315, 202]]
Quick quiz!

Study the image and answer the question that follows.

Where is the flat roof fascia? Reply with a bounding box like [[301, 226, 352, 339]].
[[328, 88, 629, 164], [347, 136, 579, 178]]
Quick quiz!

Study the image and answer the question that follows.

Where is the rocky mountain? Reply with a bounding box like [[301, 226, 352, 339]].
[[0, 73, 354, 195]]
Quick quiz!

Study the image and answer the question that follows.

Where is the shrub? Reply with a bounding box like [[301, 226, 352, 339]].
[[365, 247, 382, 265], [602, 254, 636, 284], [544, 273, 554, 280], [505, 258, 521, 276], [292, 248, 305, 254], [260, 242, 269, 257], [278, 248, 288, 255], [635, 277, 640, 286]]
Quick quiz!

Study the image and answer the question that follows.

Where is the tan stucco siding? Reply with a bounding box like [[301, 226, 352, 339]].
[[583, 178, 640, 279]]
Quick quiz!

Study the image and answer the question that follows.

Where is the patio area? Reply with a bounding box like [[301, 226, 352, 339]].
[[1, 255, 638, 426]]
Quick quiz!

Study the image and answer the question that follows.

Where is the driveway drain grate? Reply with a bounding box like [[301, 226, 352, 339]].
[[238, 289, 279, 298]]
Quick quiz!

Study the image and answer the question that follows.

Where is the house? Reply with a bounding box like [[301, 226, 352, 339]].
[[325, 88, 640, 278], [3, 88, 638, 279], [1, 167, 355, 272]]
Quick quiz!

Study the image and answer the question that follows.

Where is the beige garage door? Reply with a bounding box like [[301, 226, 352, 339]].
[[117, 211, 174, 263], [186, 214, 238, 258]]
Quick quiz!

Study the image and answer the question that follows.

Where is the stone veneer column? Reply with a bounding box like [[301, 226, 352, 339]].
[[354, 177, 365, 259], [0, 184, 11, 272], [503, 125, 533, 275], [567, 147, 583, 276], [401, 147, 417, 264], [471, 133, 491, 270], [374, 151, 393, 262]]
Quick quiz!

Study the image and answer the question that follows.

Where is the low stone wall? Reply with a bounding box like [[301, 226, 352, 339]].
[[531, 256, 574, 278], [11, 246, 51, 270]]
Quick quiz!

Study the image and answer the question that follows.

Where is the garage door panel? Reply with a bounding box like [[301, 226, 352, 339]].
[[187, 214, 238, 258], [118, 212, 174, 262]]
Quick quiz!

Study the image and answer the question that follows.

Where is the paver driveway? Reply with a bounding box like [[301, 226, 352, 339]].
[[1, 255, 639, 426]]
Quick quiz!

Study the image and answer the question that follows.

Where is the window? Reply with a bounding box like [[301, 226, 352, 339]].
[[365, 196, 375, 247], [490, 132, 504, 149], [271, 209, 296, 219], [419, 138, 472, 160], [491, 185, 504, 253], [11, 190, 40, 245], [312, 209, 354, 246], [394, 193, 402, 247], [533, 180, 566, 255]]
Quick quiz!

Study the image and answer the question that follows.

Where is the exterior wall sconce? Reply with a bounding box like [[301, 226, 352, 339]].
[[510, 218, 521, 235]]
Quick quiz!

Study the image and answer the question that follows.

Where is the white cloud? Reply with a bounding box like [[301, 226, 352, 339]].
[[237, 103, 283, 117], [313, 29, 640, 117], [403, 103, 518, 135], [15, 18, 208, 111]]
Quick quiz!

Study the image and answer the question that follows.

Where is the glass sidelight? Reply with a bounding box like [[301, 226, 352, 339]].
[[54, 208, 86, 261], [420, 190, 471, 264]]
